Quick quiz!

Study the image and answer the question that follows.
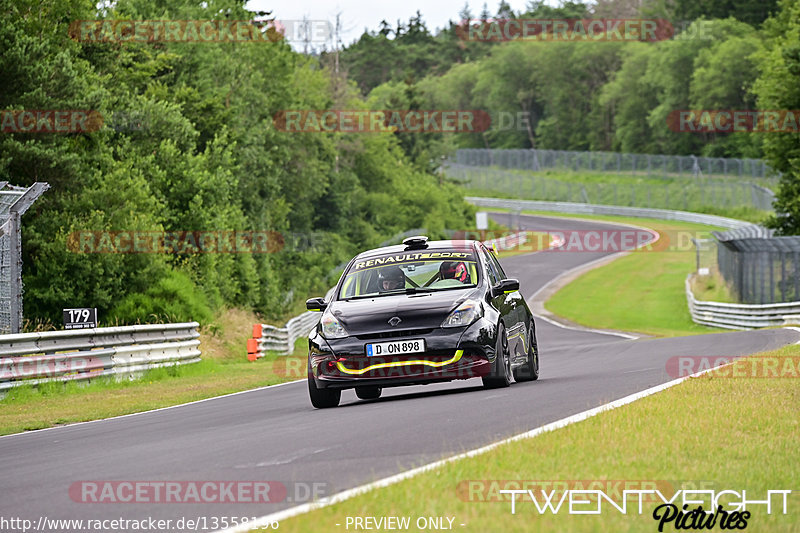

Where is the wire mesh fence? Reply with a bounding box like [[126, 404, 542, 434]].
[[0, 183, 49, 334], [454, 148, 777, 184], [445, 164, 776, 212]]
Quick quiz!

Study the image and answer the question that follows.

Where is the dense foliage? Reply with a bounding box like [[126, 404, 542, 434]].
[[753, 0, 800, 234], [339, 0, 798, 229], [2, 0, 799, 329]]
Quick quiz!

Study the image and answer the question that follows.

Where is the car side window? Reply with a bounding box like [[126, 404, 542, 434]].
[[489, 250, 507, 279], [480, 248, 500, 285]]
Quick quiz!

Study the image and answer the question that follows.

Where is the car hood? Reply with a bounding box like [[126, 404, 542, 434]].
[[330, 287, 481, 335]]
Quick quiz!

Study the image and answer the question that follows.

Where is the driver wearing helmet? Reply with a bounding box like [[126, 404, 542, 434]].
[[378, 266, 405, 292], [440, 261, 468, 283]]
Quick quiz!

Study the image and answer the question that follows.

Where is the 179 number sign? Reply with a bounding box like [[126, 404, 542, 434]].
[[63, 308, 98, 330]]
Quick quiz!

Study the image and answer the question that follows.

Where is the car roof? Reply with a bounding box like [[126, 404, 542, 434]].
[[356, 239, 482, 260]]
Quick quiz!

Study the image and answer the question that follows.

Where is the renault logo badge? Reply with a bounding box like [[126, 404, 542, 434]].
[[388, 316, 401, 327]]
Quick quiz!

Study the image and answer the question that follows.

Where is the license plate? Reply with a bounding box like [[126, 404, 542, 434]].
[[366, 339, 425, 357]]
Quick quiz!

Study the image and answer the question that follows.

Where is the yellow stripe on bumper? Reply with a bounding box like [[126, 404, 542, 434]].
[[335, 350, 464, 376]]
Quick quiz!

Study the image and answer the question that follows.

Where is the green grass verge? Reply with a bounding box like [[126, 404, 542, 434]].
[[454, 168, 773, 224], [274, 345, 800, 532], [690, 269, 738, 303], [0, 309, 308, 436]]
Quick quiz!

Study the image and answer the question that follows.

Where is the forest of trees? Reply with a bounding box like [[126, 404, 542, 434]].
[[338, 0, 783, 159], [1, 0, 798, 327], [338, 0, 799, 230]]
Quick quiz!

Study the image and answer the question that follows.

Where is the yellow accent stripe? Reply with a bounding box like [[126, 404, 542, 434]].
[[336, 350, 464, 376]]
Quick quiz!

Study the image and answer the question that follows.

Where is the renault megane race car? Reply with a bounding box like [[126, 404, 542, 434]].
[[304, 236, 539, 408]]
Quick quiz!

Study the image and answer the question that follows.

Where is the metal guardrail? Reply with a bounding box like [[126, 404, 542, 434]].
[[247, 312, 321, 358], [0, 322, 201, 390], [466, 197, 751, 230], [483, 230, 528, 251], [685, 275, 800, 330]]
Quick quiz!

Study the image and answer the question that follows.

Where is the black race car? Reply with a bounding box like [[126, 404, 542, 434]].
[[304, 236, 539, 408]]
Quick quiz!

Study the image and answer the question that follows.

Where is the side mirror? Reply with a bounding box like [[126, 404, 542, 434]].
[[492, 278, 520, 297], [306, 297, 327, 312]]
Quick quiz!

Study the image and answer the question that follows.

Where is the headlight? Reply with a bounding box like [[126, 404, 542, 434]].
[[442, 299, 483, 328], [321, 310, 348, 339]]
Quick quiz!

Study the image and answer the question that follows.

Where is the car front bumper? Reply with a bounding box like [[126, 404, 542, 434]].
[[308, 318, 497, 389]]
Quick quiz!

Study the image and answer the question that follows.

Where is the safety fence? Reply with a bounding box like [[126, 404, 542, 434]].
[[0, 322, 201, 390], [447, 164, 775, 212], [465, 197, 751, 229], [453, 148, 775, 182], [685, 275, 800, 330], [715, 230, 800, 304], [0, 182, 49, 334]]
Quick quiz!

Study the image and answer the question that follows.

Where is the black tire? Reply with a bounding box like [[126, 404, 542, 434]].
[[355, 386, 382, 400], [308, 373, 341, 408], [483, 322, 511, 389], [513, 319, 539, 382]]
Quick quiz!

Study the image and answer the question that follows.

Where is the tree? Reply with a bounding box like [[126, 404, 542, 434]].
[[496, 1, 515, 20], [674, 0, 780, 27], [754, 0, 800, 233]]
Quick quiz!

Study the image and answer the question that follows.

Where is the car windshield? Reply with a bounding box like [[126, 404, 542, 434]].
[[339, 250, 479, 299]]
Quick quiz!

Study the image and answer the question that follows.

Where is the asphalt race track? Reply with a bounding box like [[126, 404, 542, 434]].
[[1, 214, 797, 530]]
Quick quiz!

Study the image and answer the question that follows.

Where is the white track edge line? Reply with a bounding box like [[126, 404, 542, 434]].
[[0, 378, 304, 440], [533, 312, 639, 340], [217, 349, 757, 533]]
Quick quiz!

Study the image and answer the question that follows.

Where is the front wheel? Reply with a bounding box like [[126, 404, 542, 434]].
[[483, 323, 511, 389], [513, 319, 539, 382], [308, 373, 341, 408]]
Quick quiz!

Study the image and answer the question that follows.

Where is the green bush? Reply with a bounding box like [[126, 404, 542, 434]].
[[108, 270, 213, 325]]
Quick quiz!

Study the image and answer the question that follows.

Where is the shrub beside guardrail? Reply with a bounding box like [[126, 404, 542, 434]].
[[0, 322, 201, 390]]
